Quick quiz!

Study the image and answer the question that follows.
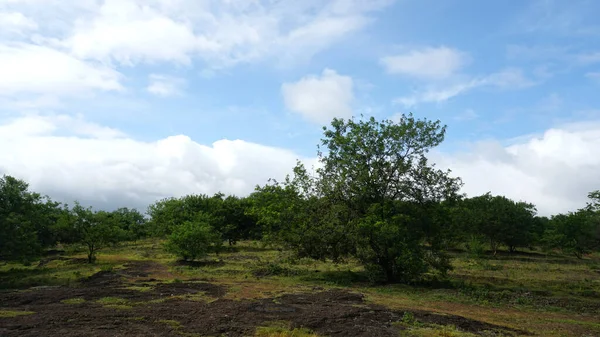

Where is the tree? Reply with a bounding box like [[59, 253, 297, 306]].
[[217, 195, 259, 245], [461, 193, 536, 255], [0, 175, 64, 263], [255, 114, 462, 283], [107, 208, 147, 241], [164, 213, 223, 261], [59, 203, 125, 263], [544, 211, 600, 259]]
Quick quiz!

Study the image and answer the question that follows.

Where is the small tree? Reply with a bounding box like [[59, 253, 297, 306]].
[[58, 203, 124, 263], [164, 214, 223, 261]]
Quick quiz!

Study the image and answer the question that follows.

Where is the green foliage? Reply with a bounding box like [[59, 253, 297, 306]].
[[544, 209, 600, 258], [57, 203, 126, 263], [464, 236, 486, 258], [147, 193, 259, 246], [459, 193, 537, 254], [252, 115, 462, 283], [0, 175, 66, 262], [164, 215, 223, 261]]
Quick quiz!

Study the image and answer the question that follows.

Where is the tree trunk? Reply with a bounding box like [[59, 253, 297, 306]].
[[87, 244, 95, 263]]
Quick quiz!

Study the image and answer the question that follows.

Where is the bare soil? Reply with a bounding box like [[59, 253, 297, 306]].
[[0, 261, 527, 337]]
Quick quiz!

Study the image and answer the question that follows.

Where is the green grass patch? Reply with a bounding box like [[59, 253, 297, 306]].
[[400, 324, 477, 337], [157, 319, 183, 329], [0, 310, 35, 318], [96, 297, 128, 305], [124, 285, 153, 292], [103, 304, 133, 310], [61, 297, 86, 304], [255, 321, 319, 337]]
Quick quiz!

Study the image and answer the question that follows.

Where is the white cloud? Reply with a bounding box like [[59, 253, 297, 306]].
[[381, 46, 467, 79], [0, 11, 37, 35], [147, 74, 186, 97], [433, 121, 600, 216], [394, 68, 537, 107], [65, 0, 216, 66], [0, 43, 123, 96], [0, 114, 316, 210], [2, 113, 599, 216], [4, 0, 393, 69], [482, 68, 537, 88], [0, 113, 126, 139], [281, 68, 354, 125]]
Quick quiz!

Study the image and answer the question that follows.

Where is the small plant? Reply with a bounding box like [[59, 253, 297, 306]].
[[401, 311, 417, 326], [100, 265, 113, 272]]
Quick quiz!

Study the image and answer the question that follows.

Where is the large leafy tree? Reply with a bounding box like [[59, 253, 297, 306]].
[[255, 114, 462, 283], [0, 175, 66, 262]]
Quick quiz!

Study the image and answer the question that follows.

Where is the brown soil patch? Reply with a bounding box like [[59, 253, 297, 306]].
[[0, 263, 526, 337]]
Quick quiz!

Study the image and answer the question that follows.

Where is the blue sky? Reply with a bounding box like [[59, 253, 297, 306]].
[[1, 0, 599, 215]]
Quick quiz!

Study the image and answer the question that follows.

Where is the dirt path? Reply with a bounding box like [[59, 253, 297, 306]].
[[0, 261, 527, 337]]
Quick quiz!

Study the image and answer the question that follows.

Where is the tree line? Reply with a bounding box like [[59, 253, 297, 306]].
[[1, 114, 599, 283]]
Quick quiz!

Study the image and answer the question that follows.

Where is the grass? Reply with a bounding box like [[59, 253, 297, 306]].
[[95, 296, 133, 309], [399, 325, 477, 337], [157, 319, 183, 329], [2, 240, 599, 337], [0, 310, 35, 318], [61, 297, 86, 304], [255, 321, 319, 337]]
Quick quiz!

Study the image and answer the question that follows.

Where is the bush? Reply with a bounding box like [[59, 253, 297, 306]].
[[465, 236, 486, 258], [164, 220, 222, 261]]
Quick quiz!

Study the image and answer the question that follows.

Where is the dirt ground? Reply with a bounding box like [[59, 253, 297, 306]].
[[0, 261, 527, 337]]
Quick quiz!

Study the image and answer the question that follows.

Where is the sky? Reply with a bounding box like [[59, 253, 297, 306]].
[[1, 0, 599, 216]]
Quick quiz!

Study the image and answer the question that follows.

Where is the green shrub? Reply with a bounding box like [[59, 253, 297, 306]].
[[164, 219, 222, 261], [465, 236, 486, 258]]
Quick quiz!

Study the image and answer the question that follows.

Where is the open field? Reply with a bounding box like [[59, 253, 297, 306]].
[[1, 240, 599, 337]]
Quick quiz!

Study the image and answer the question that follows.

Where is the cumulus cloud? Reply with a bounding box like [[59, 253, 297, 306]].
[[281, 68, 354, 125], [0, 44, 123, 96], [381, 46, 468, 80], [0, 114, 316, 211], [1, 113, 599, 216], [147, 74, 186, 97], [0, 11, 37, 36], [433, 121, 600, 216]]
